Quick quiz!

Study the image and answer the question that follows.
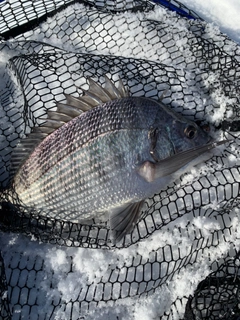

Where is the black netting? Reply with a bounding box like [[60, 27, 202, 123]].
[[0, 251, 10, 319], [185, 252, 240, 320], [0, 0, 240, 319]]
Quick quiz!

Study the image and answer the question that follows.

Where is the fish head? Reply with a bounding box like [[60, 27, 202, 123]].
[[138, 99, 228, 186], [149, 101, 211, 162], [166, 118, 210, 153]]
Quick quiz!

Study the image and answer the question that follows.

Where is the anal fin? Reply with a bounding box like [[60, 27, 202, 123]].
[[109, 201, 144, 244]]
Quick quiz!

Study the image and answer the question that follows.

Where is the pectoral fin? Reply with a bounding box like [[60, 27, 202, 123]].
[[109, 201, 144, 244], [138, 140, 228, 182]]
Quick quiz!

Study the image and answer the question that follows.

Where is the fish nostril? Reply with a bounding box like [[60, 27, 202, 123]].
[[201, 124, 210, 132], [196, 120, 210, 133]]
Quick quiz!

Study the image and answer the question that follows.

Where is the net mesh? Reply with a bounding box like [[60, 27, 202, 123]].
[[0, 0, 240, 319]]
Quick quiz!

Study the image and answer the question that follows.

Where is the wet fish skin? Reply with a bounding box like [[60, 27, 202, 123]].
[[10, 77, 222, 243]]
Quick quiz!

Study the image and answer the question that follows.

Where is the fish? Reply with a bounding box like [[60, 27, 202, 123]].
[[8, 75, 227, 244]]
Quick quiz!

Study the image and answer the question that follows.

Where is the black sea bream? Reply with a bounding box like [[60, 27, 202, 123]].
[[10, 76, 226, 243]]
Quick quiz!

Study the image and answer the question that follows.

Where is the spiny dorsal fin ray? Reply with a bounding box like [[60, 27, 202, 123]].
[[56, 103, 83, 118], [104, 75, 129, 99], [87, 77, 113, 102], [81, 89, 105, 105], [10, 76, 129, 179], [32, 126, 55, 134], [46, 111, 73, 122], [47, 75, 129, 124], [73, 75, 129, 110], [159, 89, 168, 101], [39, 75, 129, 132], [38, 118, 65, 129], [64, 94, 97, 111], [116, 77, 129, 98]]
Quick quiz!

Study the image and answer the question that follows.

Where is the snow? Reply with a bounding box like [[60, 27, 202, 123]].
[[180, 0, 240, 44], [0, 0, 240, 319]]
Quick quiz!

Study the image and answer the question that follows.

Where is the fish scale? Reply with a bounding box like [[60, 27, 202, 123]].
[[9, 78, 227, 243], [14, 97, 156, 192], [13, 100, 150, 211]]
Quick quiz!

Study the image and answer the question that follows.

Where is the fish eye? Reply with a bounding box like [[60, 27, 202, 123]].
[[184, 125, 197, 139]]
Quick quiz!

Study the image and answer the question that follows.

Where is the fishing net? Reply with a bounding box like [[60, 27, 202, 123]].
[[0, 0, 240, 319]]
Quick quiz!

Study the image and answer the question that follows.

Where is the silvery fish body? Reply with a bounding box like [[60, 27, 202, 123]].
[[10, 76, 225, 243]]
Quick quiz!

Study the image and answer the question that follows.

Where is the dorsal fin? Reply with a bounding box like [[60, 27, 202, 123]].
[[38, 75, 129, 135], [10, 76, 129, 178], [82, 75, 129, 105]]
